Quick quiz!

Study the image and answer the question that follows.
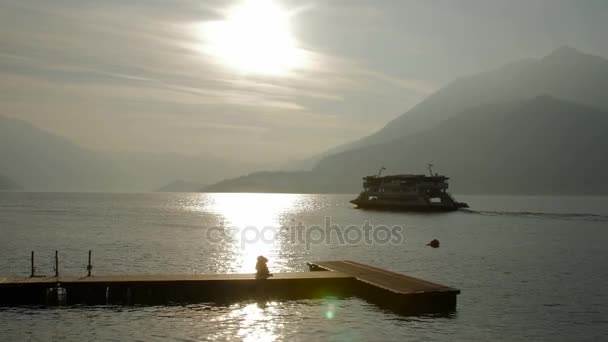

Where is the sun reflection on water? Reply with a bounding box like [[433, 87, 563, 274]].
[[207, 193, 301, 273], [205, 299, 346, 341], [237, 302, 279, 342], [193, 193, 311, 341]]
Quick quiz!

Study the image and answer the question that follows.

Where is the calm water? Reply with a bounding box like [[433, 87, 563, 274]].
[[1, 192, 607, 341]]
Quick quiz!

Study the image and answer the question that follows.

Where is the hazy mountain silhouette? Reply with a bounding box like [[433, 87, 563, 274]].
[[204, 171, 321, 193], [0, 174, 21, 190], [107, 152, 262, 192], [0, 116, 260, 192], [312, 95, 608, 194], [207, 47, 608, 195], [323, 46, 608, 155], [0, 115, 124, 191], [5, 47, 607, 194], [156, 180, 207, 193], [209, 96, 608, 195]]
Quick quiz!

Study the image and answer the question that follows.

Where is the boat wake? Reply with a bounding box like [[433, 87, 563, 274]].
[[459, 208, 608, 222]]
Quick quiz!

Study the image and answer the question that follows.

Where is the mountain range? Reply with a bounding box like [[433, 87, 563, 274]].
[[0, 174, 21, 191], [0, 115, 258, 192], [3, 47, 607, 194], [156, 180, 207, 192], [0, 116, 123, 192], [205, 47, 608, 195]]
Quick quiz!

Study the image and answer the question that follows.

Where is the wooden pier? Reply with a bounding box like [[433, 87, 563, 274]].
[[307, 260, 460, 314], [0, 261, 459, 314]]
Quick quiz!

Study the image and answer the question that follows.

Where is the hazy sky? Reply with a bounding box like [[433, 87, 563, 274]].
[[1, 0, 607, 162]]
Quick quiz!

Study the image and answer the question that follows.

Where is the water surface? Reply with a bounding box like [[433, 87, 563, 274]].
[[1, 192, 607, 341]]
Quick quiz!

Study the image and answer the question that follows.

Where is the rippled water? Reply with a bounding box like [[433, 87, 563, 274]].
[[1, 192, 607, 341]]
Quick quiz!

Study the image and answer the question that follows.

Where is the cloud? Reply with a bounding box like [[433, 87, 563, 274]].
[[0, 0, 437, 159]]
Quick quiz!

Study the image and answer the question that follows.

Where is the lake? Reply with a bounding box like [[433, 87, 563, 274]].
[[1, 192, 607, 341]]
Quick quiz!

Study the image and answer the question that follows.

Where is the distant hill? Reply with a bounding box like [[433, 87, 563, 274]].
[[108, 151, 261, 193], [156, 180, 207, 193], [0, 115, 123, 192], [320, 46, 608, 156], [206, 47, 608, 195], [0, 174, 21, 191], [312, 96, 608, 195], [204, 171, 322, 193], [210, 96, 608, 195], [0, 116, 261, 192]]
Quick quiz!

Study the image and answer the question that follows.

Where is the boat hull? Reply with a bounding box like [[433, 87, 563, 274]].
[[350, 199, 468, 212]]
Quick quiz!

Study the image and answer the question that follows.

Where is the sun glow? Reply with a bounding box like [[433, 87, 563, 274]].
[[209, 193, 300, 273], [202, 0, 306, 75]]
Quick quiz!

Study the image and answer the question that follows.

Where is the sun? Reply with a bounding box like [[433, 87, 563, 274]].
[[201, 0, 306, 75]]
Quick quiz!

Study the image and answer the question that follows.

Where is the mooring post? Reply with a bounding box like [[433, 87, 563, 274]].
[[30, 251, 35, 277], [87, 250, 92, 277], [55, 250, 59, 277]]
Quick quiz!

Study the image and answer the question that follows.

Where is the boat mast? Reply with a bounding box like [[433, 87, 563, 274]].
[[377, 166, 386, 177], [427, 164, 434, 176]]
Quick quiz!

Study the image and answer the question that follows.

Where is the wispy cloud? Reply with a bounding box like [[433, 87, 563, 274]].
[[0, 0, 436, 158]]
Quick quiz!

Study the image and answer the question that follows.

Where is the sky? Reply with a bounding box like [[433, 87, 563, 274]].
[[1, 0, 607, 163]]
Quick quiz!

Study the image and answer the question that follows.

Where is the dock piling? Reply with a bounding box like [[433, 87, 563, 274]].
[[87, 250, 92, 277], [30, 251, 35, 277], [54, 250, 59, 277]]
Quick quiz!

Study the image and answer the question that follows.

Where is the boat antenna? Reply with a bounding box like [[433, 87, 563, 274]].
[[427, 164, 434, 176], [377, 166, 386, 177]]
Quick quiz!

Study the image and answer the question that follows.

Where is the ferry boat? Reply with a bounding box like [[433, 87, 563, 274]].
[[350, 165, 469, 212]]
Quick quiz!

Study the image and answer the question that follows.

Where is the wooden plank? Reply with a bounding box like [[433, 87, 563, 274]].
[[310, 260, 459, 295], [0, 276, 59, 285], [66, 271, 352, 284]]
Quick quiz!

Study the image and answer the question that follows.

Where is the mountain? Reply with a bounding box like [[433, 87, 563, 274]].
[[107, 151, 262, 192], [312, 95, 608, 195], [156, 180, 207, 193], [0, 116, 263, 192], [324, 46, 608, 155], [206, 47, 608, 195], [209, 96, 608, 195], [0, 115, 123, 192], [204, 171, 322, 193], [0, 174, 21, 191], [0, 116, 262, 192]]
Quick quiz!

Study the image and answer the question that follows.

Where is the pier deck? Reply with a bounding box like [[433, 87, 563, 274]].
[[308, 260, 460, 313], [0, 261, 459, 314], [0, 271, 351, 285], [308, 260, 459, 294], [0, 271, 355, 306]]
